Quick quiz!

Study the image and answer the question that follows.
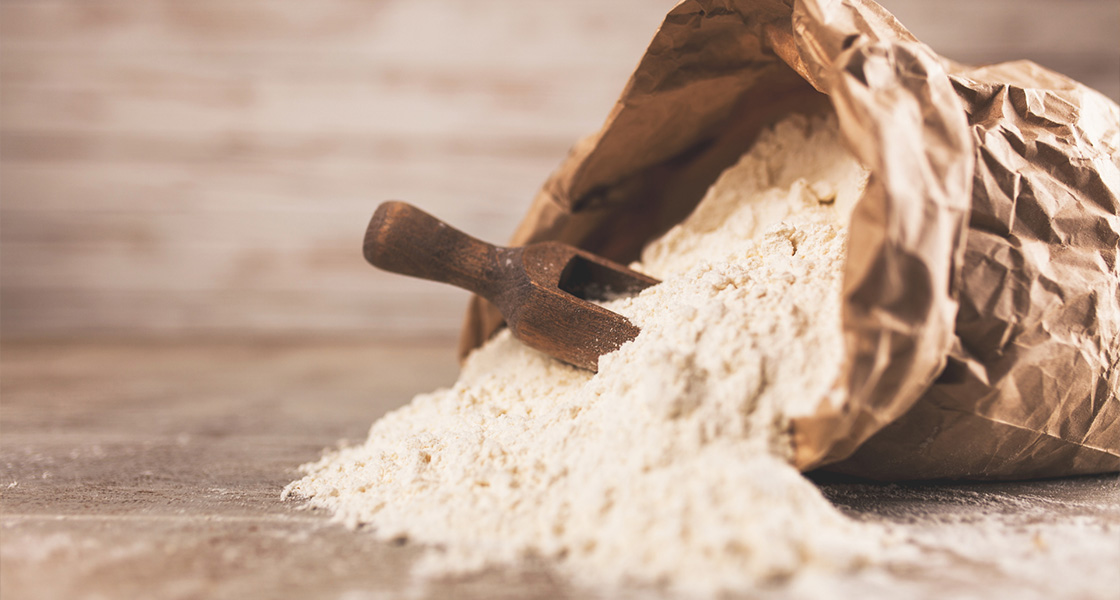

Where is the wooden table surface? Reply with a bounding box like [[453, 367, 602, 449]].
[[2, 339, 1118, 600]]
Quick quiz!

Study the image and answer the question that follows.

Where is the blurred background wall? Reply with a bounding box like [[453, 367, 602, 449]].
[[2, 0, 1117, 342]]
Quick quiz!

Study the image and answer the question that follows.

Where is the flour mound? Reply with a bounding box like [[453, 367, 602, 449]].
[[285, 114, 880, 595]]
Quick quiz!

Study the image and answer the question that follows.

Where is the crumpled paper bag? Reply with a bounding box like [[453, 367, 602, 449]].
[[460, 0, 1120, 479]]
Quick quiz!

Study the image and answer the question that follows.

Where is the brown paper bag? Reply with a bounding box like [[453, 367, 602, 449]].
[[460, 0, 1120, 480]]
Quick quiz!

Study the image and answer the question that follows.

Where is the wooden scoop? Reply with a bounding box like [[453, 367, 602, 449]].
[[363, 201, 659, 371]]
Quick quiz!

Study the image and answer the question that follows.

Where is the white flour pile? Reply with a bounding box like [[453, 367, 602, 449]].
[[285, 114, 879, 595]]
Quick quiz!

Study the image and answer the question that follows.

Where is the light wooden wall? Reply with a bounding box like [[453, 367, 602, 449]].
[[2, 0, 1116, 340]]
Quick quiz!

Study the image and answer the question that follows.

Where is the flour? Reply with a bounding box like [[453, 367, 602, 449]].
[[285, 114, 882, 595]]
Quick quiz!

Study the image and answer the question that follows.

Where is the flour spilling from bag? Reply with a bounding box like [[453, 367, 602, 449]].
[[285, 114, 881, 593]]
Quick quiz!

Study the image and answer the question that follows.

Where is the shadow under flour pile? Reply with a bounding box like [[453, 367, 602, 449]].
[[284, 115, 889, 593]]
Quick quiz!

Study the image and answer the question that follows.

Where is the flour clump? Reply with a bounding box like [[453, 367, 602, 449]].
[[284, 114, 881, 595]]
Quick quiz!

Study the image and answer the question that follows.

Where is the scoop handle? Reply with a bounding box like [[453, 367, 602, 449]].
[[364, 201, 506, 298]]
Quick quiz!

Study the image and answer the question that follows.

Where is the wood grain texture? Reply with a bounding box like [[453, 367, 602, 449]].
[[364, 201, 657, 369], [0, 0, 678, 338], [1, 0, 1116, 339]]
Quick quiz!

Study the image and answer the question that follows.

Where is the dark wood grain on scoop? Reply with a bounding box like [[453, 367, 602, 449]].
[[363, 201, 659, 371]]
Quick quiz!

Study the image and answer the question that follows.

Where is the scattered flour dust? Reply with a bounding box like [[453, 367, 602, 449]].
[[285, 114, 879, 595]]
